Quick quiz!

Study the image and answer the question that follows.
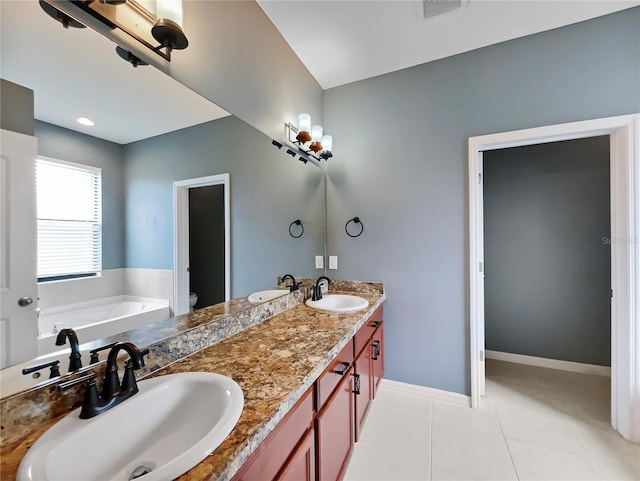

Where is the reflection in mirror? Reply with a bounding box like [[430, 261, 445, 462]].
[[0, 0, 325, 396]]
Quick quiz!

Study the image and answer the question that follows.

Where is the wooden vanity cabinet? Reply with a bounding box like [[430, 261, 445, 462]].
[[316, 341, 355, 409], [277, 427, 316, 481], [231, 303, 384, 481], [353, 305, 384, 442], [354, 343, 373, 442], [316, 365, 355, 481], [371, 323, 384, 396], [232, 389, 314, 481]]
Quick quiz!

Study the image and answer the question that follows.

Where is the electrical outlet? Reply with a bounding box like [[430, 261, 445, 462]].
[[329, 256, 338, 270], [315, 256, 324, 269]]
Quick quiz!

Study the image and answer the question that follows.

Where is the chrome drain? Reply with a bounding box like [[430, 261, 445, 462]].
[[129, 465, 153, 480]]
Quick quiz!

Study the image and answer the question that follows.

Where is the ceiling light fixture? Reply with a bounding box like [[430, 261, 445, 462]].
[[285, 114, 333, 162], [77, 117, 95, 126], [40, 0, 189, 62]]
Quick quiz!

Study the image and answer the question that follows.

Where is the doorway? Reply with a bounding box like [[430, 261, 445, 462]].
[[189, 184, 226, 309], [173, 174, 230, 316], [483, 137, 611, 370], [468, 114, 640, 443]]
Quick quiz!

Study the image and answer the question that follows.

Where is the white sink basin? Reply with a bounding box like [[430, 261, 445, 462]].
[[248, 289, 288, 303], [17, 372, 244, 481], [306, 294, 369, 313]]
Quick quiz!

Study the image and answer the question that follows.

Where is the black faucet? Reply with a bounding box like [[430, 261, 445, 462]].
[[312, 276, 332, 301], [89, 342, 118, 364], [281, 274, 299, 292], [69, 342, 149, 419], [22, 359, 61, 379], [55, 328, 82, 372]]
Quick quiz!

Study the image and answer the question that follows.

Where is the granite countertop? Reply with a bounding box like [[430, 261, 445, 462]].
[[0, 290, 384, 481]]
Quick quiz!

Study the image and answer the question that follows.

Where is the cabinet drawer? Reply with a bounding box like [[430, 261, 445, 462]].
[[354, 304, 383, 357], [233, 388, 314, 481], [316, 340, 354, 410]]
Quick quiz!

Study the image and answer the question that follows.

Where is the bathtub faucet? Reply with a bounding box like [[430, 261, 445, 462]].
[[55, 328, 82, 372]]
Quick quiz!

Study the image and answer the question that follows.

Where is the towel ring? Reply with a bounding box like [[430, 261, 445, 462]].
[[289, 219, 304, 238], [345, 217, 364, 238]]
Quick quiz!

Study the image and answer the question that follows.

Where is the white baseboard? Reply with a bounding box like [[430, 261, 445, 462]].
[[380, 379, 471, 407], [485, 350, 611, 377]]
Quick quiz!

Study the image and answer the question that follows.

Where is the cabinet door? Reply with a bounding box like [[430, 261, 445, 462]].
[[372, 322, 384, 396], [354, 342, 373, 442], [316, 366, 355, 481], [277, 428, 315, 481], [232, 389, 314, 481]]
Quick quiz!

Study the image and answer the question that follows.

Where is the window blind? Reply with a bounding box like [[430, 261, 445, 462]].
[[36, 158, 102, 280]]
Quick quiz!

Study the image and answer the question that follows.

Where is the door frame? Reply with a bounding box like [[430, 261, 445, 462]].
[[468, 114, 639, 443], [173, 174, 230, 316]]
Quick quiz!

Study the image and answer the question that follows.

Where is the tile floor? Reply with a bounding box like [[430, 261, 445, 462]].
[[344, 359, 640, 481]]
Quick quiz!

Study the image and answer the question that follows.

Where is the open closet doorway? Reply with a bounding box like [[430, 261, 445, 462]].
[[468, 115, 640, 443], [173, 174, 230, 316], [483, 137, 611, 370]]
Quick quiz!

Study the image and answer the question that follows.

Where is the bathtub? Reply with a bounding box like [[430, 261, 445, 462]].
[[37, 295, 170, 357], [1, 296, 169, 398]]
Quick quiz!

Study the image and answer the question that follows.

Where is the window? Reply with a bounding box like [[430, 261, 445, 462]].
[[36, 157, 102, 281]]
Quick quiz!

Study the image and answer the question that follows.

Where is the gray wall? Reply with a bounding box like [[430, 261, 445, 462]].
[[123, 115, 325, 298], [162, 1, 324, 141], [1, 79, 34, 136], [484, 137, 611, 366], [324, 8, 639, 394], [34, 121, 125, 269]]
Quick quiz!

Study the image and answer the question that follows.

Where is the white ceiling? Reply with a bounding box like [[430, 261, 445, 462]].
[[257, 0, 640, 90], [0, 0, 228, 145]]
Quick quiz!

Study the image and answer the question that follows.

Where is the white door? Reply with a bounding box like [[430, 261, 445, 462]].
[[0, 129, 38, 368]]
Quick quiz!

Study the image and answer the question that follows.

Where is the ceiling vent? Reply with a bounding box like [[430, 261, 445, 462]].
[[419, 0, 470, 21]]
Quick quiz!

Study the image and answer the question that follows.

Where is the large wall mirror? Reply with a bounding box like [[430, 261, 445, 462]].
[[0, 0, 325, 393]]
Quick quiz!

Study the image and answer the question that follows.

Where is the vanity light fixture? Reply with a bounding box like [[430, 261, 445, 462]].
[[40, 0, 190, 62], [39, 1, 85, 29], [151, 0, 189, 57], [77, 117, 95, 126], [284, 114, 334, 163], [116, 46, 149, 68]]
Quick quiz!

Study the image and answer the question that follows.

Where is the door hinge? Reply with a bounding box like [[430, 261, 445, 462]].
[[478, 173, 483, 184], [611, 289, 613, 299], [480, 350, 485, 362], [479, 261, 483, 273]]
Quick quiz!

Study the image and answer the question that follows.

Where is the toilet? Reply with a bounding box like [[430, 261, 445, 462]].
[[189, 292, 198, 312]]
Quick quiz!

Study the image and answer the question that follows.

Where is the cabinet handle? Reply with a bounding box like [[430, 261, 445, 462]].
[[334, 362, 350, 376], [372, 340, 380, 360], [352, 373, 361, 395], [370, 320, 380, 328]]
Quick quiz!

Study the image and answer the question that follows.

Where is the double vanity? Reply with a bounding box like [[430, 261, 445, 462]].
[[0, 280, 384, 481]]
